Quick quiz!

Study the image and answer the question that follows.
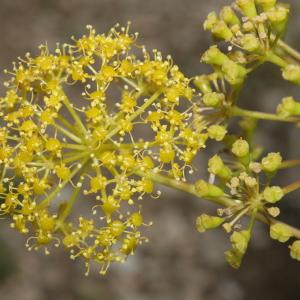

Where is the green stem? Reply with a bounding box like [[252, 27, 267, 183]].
[[120, 77, 141, 91], [265, 51, 288, 68], [56, 164, 88, 226], [279, 159, 300, 170], [231, 106, 300, 122], [61, 143, 87, 151], [136, 170, 300, 239], [103, 91, 162, 142], [57, 115, 78, 135], [248, 208, 257, 232], [277, 40, 300, 63], [283, 180, 300, 195], [37, 157, 89, 209], [52, 123, 82, 144], [57, 187, 81, 226], [136, 170, 234, 207], [62, 152, 90, 164], [60, 91, 88, 137]]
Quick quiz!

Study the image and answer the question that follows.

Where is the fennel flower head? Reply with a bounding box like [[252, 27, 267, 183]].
[[0, 24, 210, 275]]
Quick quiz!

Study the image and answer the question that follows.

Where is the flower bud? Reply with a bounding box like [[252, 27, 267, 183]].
[[231, 230, 251, 254], [159, 145, 175, 163], [240, 34, 260, 52], [224, 249, 243, 269], [236, 0, 257, 18], [202, 92, 224, 107], [194, 76, 212, 94], [196, 214, 224, 232], [208, 155, 232, 179], [204, 12, 218, 30], [270, 223, 292, 242], [201, 46, 229, 66], [249, 162, 262, 173], [231, 138, 249, 157], [267, 5, 289, 33], [242, 21, 255, 32], [211, 20, 234, 41], [267, 206, 280, 217], [194, 180, 224, 198], [263, 186, 284, 203], [220, 6, 241, 26], [225, 230, 251, 269], [277, 96, 300, 117], [282, 64, 300, 85], [244, 176, 257, 187], [290, 240, 300, 261], [222, 60, 247, 85], [255, 0, 277, 11], [261, 152, 282, 173], [208, 125, 227, 141]]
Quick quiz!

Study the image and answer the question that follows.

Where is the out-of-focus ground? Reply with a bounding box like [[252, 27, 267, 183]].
[[0, 0, 300, 299]]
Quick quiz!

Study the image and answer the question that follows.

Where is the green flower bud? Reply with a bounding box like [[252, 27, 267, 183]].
[[261, 152, 282, 173], [194, 76, 212, 94], [208, 155, 232, 179], [220, 6, 241, 26], [196, 214, 224, 232], [231, 230, 251, 254], [290, 240, 300, 261], [211, 20, 234, 41], [242, 21, 255, 32], [204, 11, 218, 30], [194, 180, 224, 198], [263, 186, 284, 203], [277, 96, 300, 117], [225, 230, 251, 269], [240, 34, 260, 52], [222, 60, 247, 85], [202, 92, 224, 107], [255, 0, 277, 11], [267, 206, 280, 217], [228, 50, 248, 64], [201, 46, 230, 66], [282, 64, 300, 85], [231, 138, 249, 157], [224, 249, 243, 269], [236, 0, 257, 18], [208, 125, 227, 141], [270, 223, 292, 242], [267, 5, 289, 33]]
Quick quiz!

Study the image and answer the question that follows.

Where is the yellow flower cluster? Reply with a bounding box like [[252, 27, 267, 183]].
[[204, 0, 289, 51], [194, 0, 290, 119], [0, 24, 216, 275], [194, 137, 287, 268]]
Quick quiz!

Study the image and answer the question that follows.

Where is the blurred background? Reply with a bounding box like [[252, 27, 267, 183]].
[[0, 0, 300, 299]]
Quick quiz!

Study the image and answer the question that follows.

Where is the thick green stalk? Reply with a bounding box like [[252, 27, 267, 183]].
[[283, 180, 300, 195], [280, 159, 300, 170], [277, 40, 300, 63], [135, 170, 234, 207], [136, 170, 300, 239], [265, 51, 288, 68], [231, 106, 300, 122]]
